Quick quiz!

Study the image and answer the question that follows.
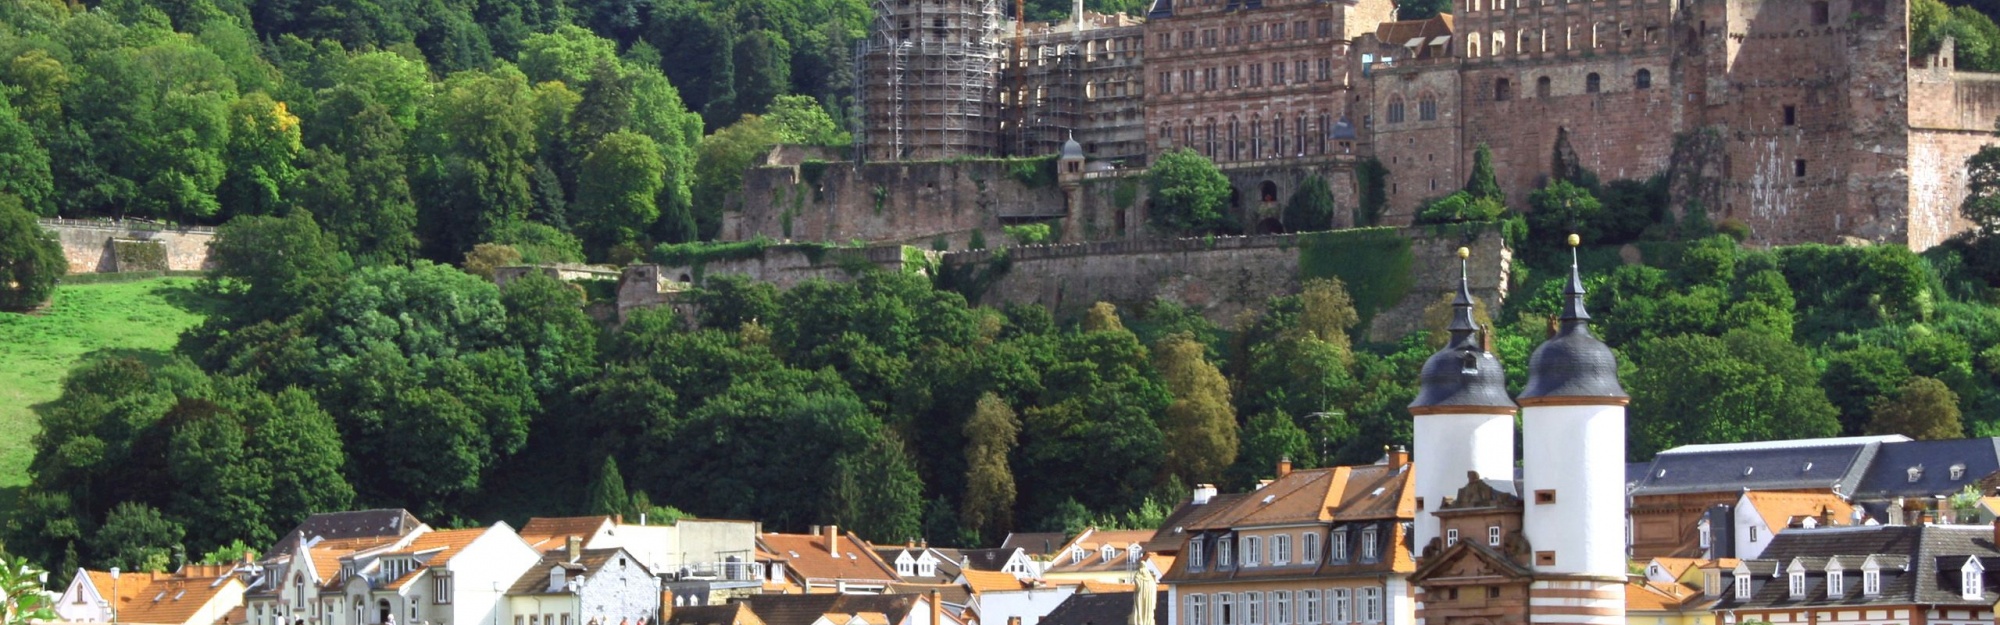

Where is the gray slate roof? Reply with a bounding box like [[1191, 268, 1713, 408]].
[[1717, 525, 2000, 610], [1040, 592, 1168, 625], [1852, 438, 2000, 501], [1629, 439, 1886, 497], [267, 509, 423, 557], [1002, 532, 1070, 557]]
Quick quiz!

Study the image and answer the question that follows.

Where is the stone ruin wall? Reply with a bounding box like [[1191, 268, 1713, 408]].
[[725, 159, 1063, 251], [40, 219, 217, 274], [949, 226, 1509, 342], [1907, 53, 2000, 250], [613, 227, 1508, 341]]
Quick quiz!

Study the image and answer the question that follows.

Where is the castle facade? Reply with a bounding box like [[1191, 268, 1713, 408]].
[[854, 0, 2000, 248]]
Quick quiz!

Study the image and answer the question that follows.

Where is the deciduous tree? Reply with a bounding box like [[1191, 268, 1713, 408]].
[[1147, 148, 1232, 233], [1867, 376, 1963, 440]]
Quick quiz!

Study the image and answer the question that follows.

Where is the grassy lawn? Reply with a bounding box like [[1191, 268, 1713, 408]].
[[0, 277, 215, 510]]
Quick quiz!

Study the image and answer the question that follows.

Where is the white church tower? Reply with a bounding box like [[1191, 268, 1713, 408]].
[[1407, 247, 1517, 552], [1516, 235, 1628, 624]]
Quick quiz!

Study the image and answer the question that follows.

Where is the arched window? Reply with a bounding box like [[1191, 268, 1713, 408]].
[[1586, 73, 1601, 93], [1469, 40, 1481, 57], [1295, 114, 1307, 156], [1228, 116, 1241, 161], [1494, 78, 1512, 102], [1260, 181, 1279, 202], [1386, 97, 1406, 124], [1492, 31, 1506, 55], [1536, 76, 1551, 98], [1635, 68, 1653, 89], [1419, 95, 1437, 121], [1205, 119, 1218, 157]]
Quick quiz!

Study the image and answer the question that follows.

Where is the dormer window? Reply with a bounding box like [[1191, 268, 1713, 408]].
[[1360, 527, 1379, 562], [1734, 571, 1752, 599], [1446, 529, 1458, 548], [1218, 538, 1234, 569], [1787, 566, 1806, 599], [1827, 566, 1844, 599], [1952, 464, 1967, 480], [1699, 521, 1711, 549], [550, 566, 567, 592], [1863, 567, 1880, 596], [1129, 545, 1143, 562], [1962, 558, 1985, 600], [1488, 526, 1502, 547], [917, 554, 936, 577], [1243, 536, 1262, 567], [1191, 538, 1206, 570], [1332, 530, 1349, 563], [1101, 545, 1117, 562], [1909, 466, 1924, 483], [896, 554, 914, 577]]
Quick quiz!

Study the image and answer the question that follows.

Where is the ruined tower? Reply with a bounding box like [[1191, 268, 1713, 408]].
[[859, 0, 1004, 161]]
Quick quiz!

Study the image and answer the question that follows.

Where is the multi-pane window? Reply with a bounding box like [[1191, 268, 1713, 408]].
[[1271, 22, 1286, 41], [1317, 19, 1332, 37], [1182, 31, 1195, 48], [1227, 26, 1240, 45], [1864, 570, 1881, 595], [1243, 536, 1262, 567], [1419, 97, 1438, 121], [1828, 570, 1844, 598], [1788, 571, 1806, 598], [1301, 591, 1321, 625], [1360, 588, 1381, 622], [1386, 99, 1404, 124], [1229, 65, 1241, 88], [1219, 538, 1234, 569], [1273, 62, 1286, 85], [1205, 68, 1218, 91], [1158, 33, 1172, 50], [1273, 591, 1292, 625], [1331, 530, 1349, 562], [1159, 72, 1173, 95], [1274, 534, 1292, 565], [1330, 589, 1351, 623], [1735, 574, 1752, 599], [1190, 538, 1205, 570], [1360, 527, 1378, 562], [1302, 533, 1320, 564], [1202, 29, 1217, 47], [1245, 592, 1262, 625], [1445, 528, 1458, 547], [1249, 25, 1262, 42], [1189, 595, 1208, 625], [1293, 21, 1307, 39], [1295, 60, 1308, 84], [1487, 526, 1501, 546], [1318, 58, 1332, 81], [1250, 65, 1263, 87], [1216, 593, 1235, 625]]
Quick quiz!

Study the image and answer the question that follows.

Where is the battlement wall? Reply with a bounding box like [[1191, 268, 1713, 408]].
[[40, 218, 217, 274]]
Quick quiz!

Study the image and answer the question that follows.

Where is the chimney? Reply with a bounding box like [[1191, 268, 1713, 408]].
[[1388, 445, 1410, 467], [825, 525, 841, 556], [930, 589, 943, 625], [1277, 456, 1293, 478], [1822, 507, 1838, 527], [567, 535, 583, 563], [1992, 517, 2000, 546], [1192, 484, 1218, 505], [615, 514, 623, 525]]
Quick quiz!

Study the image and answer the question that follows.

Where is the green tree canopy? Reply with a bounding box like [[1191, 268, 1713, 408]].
[[1146, 147, 1232, 233], [1867, 376, 1964, 440], [0, 195, 65, 311], [1283, 176, 1336, 233]]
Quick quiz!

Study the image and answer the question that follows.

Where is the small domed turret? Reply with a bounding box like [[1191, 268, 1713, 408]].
[[1410, 247, 1515, 411], [1060, 135, 1085, 160], [1517, 234, 1627, 401]]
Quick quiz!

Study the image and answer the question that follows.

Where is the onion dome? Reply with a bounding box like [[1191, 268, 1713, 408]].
[[1410, 247, 1516, 412], [1517, 235, 1628, 402], [1060, 133, 1085, 160]]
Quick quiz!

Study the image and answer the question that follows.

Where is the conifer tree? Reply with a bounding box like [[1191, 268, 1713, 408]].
[[1465, 143, 1502, 201], [1156, 333, 1239, 485], [586, 456, 629, 516], [961, 393, 1021, 543]]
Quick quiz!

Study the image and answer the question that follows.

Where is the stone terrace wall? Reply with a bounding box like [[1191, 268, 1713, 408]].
[[946, 226, 1510, 342], [40, 218, 217, 274], [726, 159, 1067, 250]]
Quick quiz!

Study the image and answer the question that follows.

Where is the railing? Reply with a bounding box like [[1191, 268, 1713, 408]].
[[667, 561, 762, 582], [39, 217, 219, 235]]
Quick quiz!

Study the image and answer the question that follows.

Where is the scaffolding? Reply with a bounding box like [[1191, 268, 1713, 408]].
[[858, 0, 1003, 161]]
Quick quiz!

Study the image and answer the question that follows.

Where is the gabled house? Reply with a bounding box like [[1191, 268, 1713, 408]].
[[1000, 535, 1069, 560], [874, 546, 1037, 585], [245, 510, 432, 625], [1851, 438, 2000, 523], [1622, 579, 1713, 625], [1728, 492, 1860, 560], [504, 541, 662, 625], [1164, 456, 1418, 625], [1713, 524, 2000, 625], [758, 526, 902, 594], [57, 565, 247, 625], [521, 516, 763, 605], [716, 593, 944, 625], [337, 523, 542, 625], [1043, 530, 1159, 586], [961, 570, 1073, 625]]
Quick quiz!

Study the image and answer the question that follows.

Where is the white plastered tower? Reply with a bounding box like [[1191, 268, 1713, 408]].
[[1516, 237, 1627, 625], [1407, 247, 1518, 552]]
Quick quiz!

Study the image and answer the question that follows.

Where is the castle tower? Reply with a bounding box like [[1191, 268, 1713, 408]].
[[1517, 235, 1628, 624], [1407, 246, 1517, 553], [859, 0, 1002, 162]]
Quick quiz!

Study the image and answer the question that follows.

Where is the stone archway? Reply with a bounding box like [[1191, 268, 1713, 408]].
[[1260, 181, 1279, 203]]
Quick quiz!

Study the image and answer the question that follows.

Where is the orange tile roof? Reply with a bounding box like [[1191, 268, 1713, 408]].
[[1649, 557, 1705, 581], [84, 568, 244, 625], [1329, 464, 1414, 521], [1048, 529, 1157, 573], [389, 527, 489, 566], [961, 570, 1029, 594], [1742, 492, 1855, 531], [759, 532, 900, 584], [1624, 580, 1701, 613], [1077, 580, 1135, 593], [518, 517, 612, 548]]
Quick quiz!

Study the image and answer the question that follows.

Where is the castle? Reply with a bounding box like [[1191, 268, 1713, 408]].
[[833, 0, 2000, 249]]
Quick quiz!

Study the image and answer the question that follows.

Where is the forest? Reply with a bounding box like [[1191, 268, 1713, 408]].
[[6, 0, 2000, 587]]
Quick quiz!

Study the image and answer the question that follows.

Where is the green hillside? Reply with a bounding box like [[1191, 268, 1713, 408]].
[[0, 277, 214, 504]]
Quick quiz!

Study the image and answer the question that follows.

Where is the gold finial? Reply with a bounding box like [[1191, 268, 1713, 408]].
[[1456, 246, 1469, 259], [1566, 233, 1581, 247]]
